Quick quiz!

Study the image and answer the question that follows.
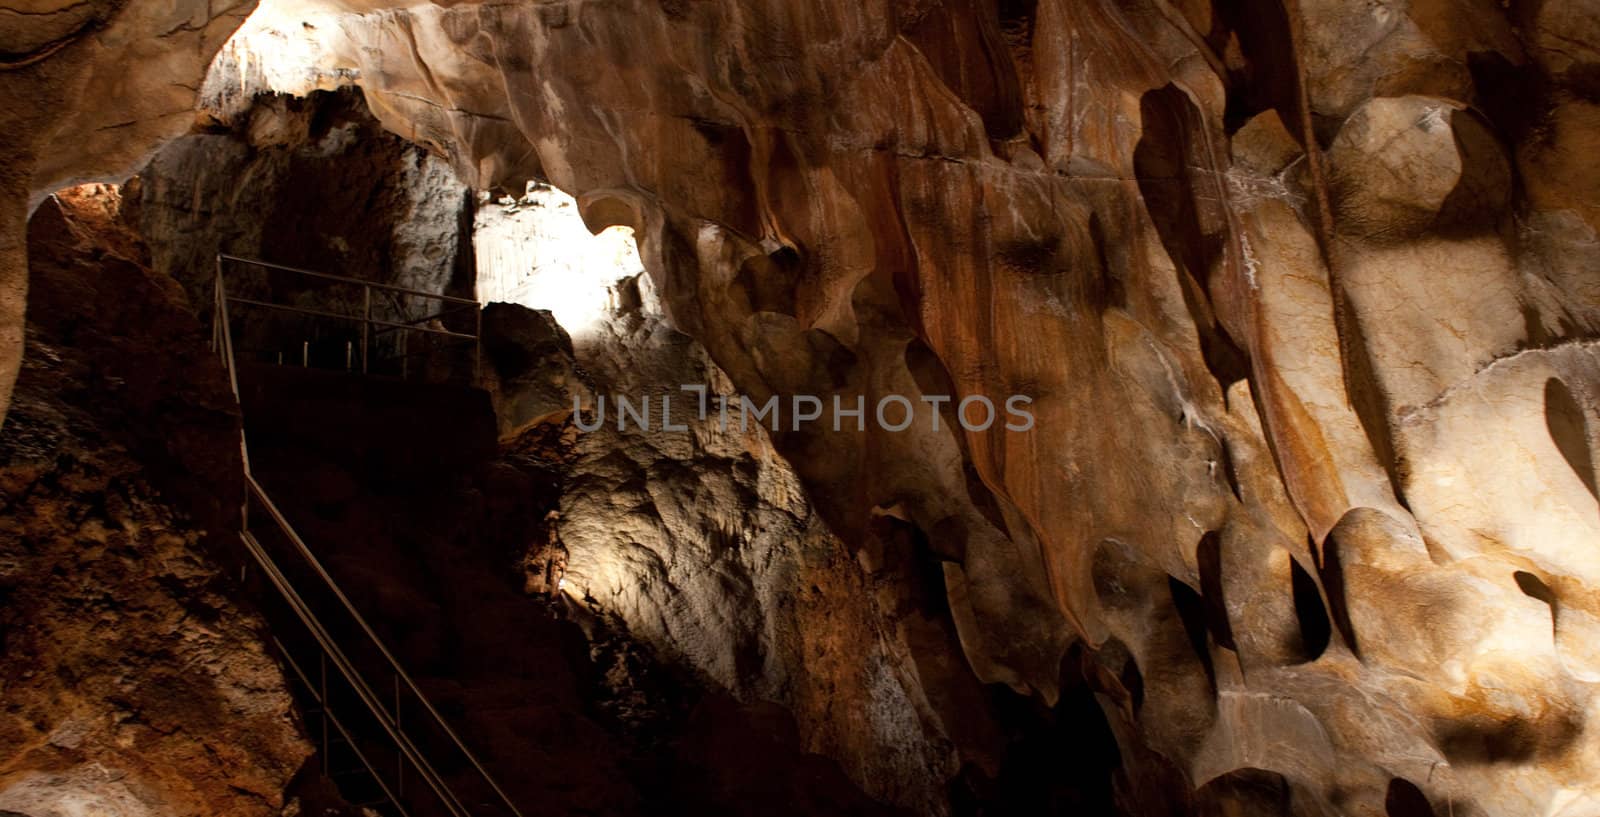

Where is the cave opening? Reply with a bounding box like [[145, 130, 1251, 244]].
[[472, 180, 645, 341]]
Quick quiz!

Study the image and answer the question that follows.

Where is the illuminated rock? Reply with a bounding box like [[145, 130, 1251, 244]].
[[3, 0, 1600, 813]]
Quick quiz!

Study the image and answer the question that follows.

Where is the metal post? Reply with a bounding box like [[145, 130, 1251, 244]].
[[213, 256, 224, 353], [241, 494, 250, 583], [320, 652, 329, 776], [395, 674, 404, 797], [302, 341, 309, 368], [211, 275, 219, 353], [345, 341, 353, 372], [362, 286, 371, 374]]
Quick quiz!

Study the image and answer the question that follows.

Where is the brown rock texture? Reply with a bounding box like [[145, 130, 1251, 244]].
[[236, 341, 917, 817], [547, 271, 962, 812], [0, 0, 252, 423], [196, 1, 1600, 813], [3, 0, 1600, 814], [477, 183, 1124, 815], [127, 90, 475, 312], [0, 187, 309, 816]]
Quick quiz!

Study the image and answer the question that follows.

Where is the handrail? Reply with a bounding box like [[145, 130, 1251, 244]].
[[270, 635, 413, 817], [219, 253, 479, 306], [216, 253, 482, 383], [243, 528, 453, 816], [215, 257, 249, 476], [212, 257, 520, 817], [397, 303, 480, 326], [215, 257, 242, 402], [224, 297, 479, 341], [245, 474, 526, 817]]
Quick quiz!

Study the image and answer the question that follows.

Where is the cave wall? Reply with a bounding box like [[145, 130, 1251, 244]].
[[3, 0, 1600, 814], [474, 182, 645, 325], [200, 1, 1600, 814], [551, 273, 963, 811], [128, 89, 475, 313], [477, 186, 1128, 813], [0, 90, 482, 816], [476, 192, 968, 810], [0, 186, 308, 817], [0, 0, 252, 425]]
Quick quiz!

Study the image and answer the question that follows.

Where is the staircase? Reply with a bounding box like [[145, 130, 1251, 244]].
[[211, 255, 520, 817]]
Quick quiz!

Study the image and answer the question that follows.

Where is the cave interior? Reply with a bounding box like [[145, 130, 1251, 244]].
[[3, 1, 1600, 816]]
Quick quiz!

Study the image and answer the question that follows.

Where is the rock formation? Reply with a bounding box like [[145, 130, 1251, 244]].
[[3, 0, 1600, 814], [0, 0, 251, 423], [474, 182, 1120, 812], [0, 186, 308, 817], [530, 267, 962, 811], [128, 89, 474, 312], [197, 1, 1600, 812]]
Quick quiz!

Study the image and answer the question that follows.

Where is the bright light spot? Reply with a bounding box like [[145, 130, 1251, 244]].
[[0, 768, 156, 817], [558, 577, 566, 591], [474, 182, 644, 337], [201, 0, 354, 113]]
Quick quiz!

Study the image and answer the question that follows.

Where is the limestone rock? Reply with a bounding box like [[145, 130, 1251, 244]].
[[127, 90, 474, 313], [0, 187, 309, 816], [0, 0, 252, 424], [6, 0, 1600, 814], [553, 269, 961, 812], [479, 301, 585, 438], [190, 0, 1600, 810]]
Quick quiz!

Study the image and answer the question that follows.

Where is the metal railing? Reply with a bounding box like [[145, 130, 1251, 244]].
[[215, 254, 482, 384], [211, 257, 521, 817], [241, 477, 524, 817]]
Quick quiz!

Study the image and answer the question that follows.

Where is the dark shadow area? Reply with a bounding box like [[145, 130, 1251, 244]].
[[1197, 531, 1237, 651], [949, 647, 1122, 817], [1319, 520, 1362, 659], [1169, 577, 1218, 691], [1544, 377, 1598, 502], [1289, 559, 1331, 662], [1204, 0, 1305, 137], [1195, 768, 1294, 817], [1135, 84, 1251, 397], [1514, 570, 1559, 634], [1384, 777, 1434, 817]]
